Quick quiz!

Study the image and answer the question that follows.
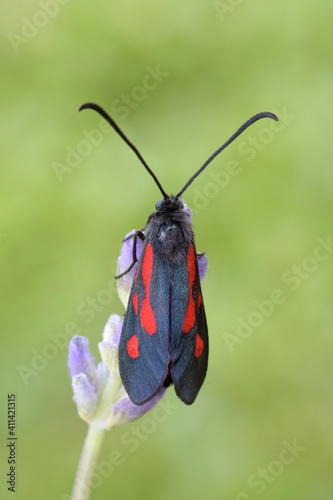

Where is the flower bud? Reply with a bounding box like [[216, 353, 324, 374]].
[[111, 388, 166, 425], [68, 336, 97, 390], [72, 373, 98, 422], [116, 230, 144, 308]]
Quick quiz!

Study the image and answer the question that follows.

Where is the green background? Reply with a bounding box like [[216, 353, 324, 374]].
[[1, 1, 333, 499]]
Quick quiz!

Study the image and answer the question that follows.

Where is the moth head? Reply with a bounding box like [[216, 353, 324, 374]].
[[155, 196, 184, 212]]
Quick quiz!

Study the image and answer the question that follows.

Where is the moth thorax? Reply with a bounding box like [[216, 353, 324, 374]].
[[157, 222, 185, 260]]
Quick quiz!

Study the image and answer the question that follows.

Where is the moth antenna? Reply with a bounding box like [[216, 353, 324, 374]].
[[176, 111, 279, 198], [79, 103, 168, 199]]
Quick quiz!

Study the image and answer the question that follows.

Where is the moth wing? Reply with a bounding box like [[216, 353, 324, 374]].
[[170, 242, 208, 405], [119, 239, 171, 405]]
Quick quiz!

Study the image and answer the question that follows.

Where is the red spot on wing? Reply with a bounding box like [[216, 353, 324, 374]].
[[195, 334, 204, 358], [140, 242, 156, 335], [198, 293, 202, 309], [133, 292, 138, 315], [182, 243, 196, 333], [127, 334, 139, 358]]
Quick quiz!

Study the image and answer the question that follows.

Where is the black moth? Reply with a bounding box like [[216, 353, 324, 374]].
[[79, 103, 278, 405]]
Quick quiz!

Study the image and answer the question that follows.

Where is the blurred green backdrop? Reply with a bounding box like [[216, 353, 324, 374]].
[[1, 1, 333, 499]]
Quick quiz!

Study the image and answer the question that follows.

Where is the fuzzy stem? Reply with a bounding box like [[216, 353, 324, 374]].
[[71, 424, 105, 500], [71, 375, 121, 500]]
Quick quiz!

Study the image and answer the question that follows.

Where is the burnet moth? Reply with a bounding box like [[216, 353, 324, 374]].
[[79, 103, 278, 405]]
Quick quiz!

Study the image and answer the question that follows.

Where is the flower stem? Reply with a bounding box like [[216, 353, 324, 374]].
[[71, 423, 105, 500], [71, 374, 121, 500]]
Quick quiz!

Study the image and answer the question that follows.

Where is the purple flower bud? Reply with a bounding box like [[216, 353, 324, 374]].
[[72, 374, 98, 418], [112, 388, 166, 424], [100, 315, 123, 374], [102, 314, 123, 346], [117, 230, 145, 308], [197, 253, 208, 282], [98, 341, 118, 375], [68, 336, 97, 389]]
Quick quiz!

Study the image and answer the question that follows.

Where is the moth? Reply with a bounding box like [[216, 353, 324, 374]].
[[79, 103, 278, 405]]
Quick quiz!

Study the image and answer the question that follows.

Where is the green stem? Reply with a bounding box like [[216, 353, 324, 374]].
[[71, 424, 105, 500], [71, 375, 121, 500]]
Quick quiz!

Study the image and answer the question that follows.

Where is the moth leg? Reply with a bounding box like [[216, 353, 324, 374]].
[[115, 230, 145, 279], [122, 229, 145, 243]]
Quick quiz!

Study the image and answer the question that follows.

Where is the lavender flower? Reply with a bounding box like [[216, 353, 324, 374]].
[[68, 314, 165, 427]]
